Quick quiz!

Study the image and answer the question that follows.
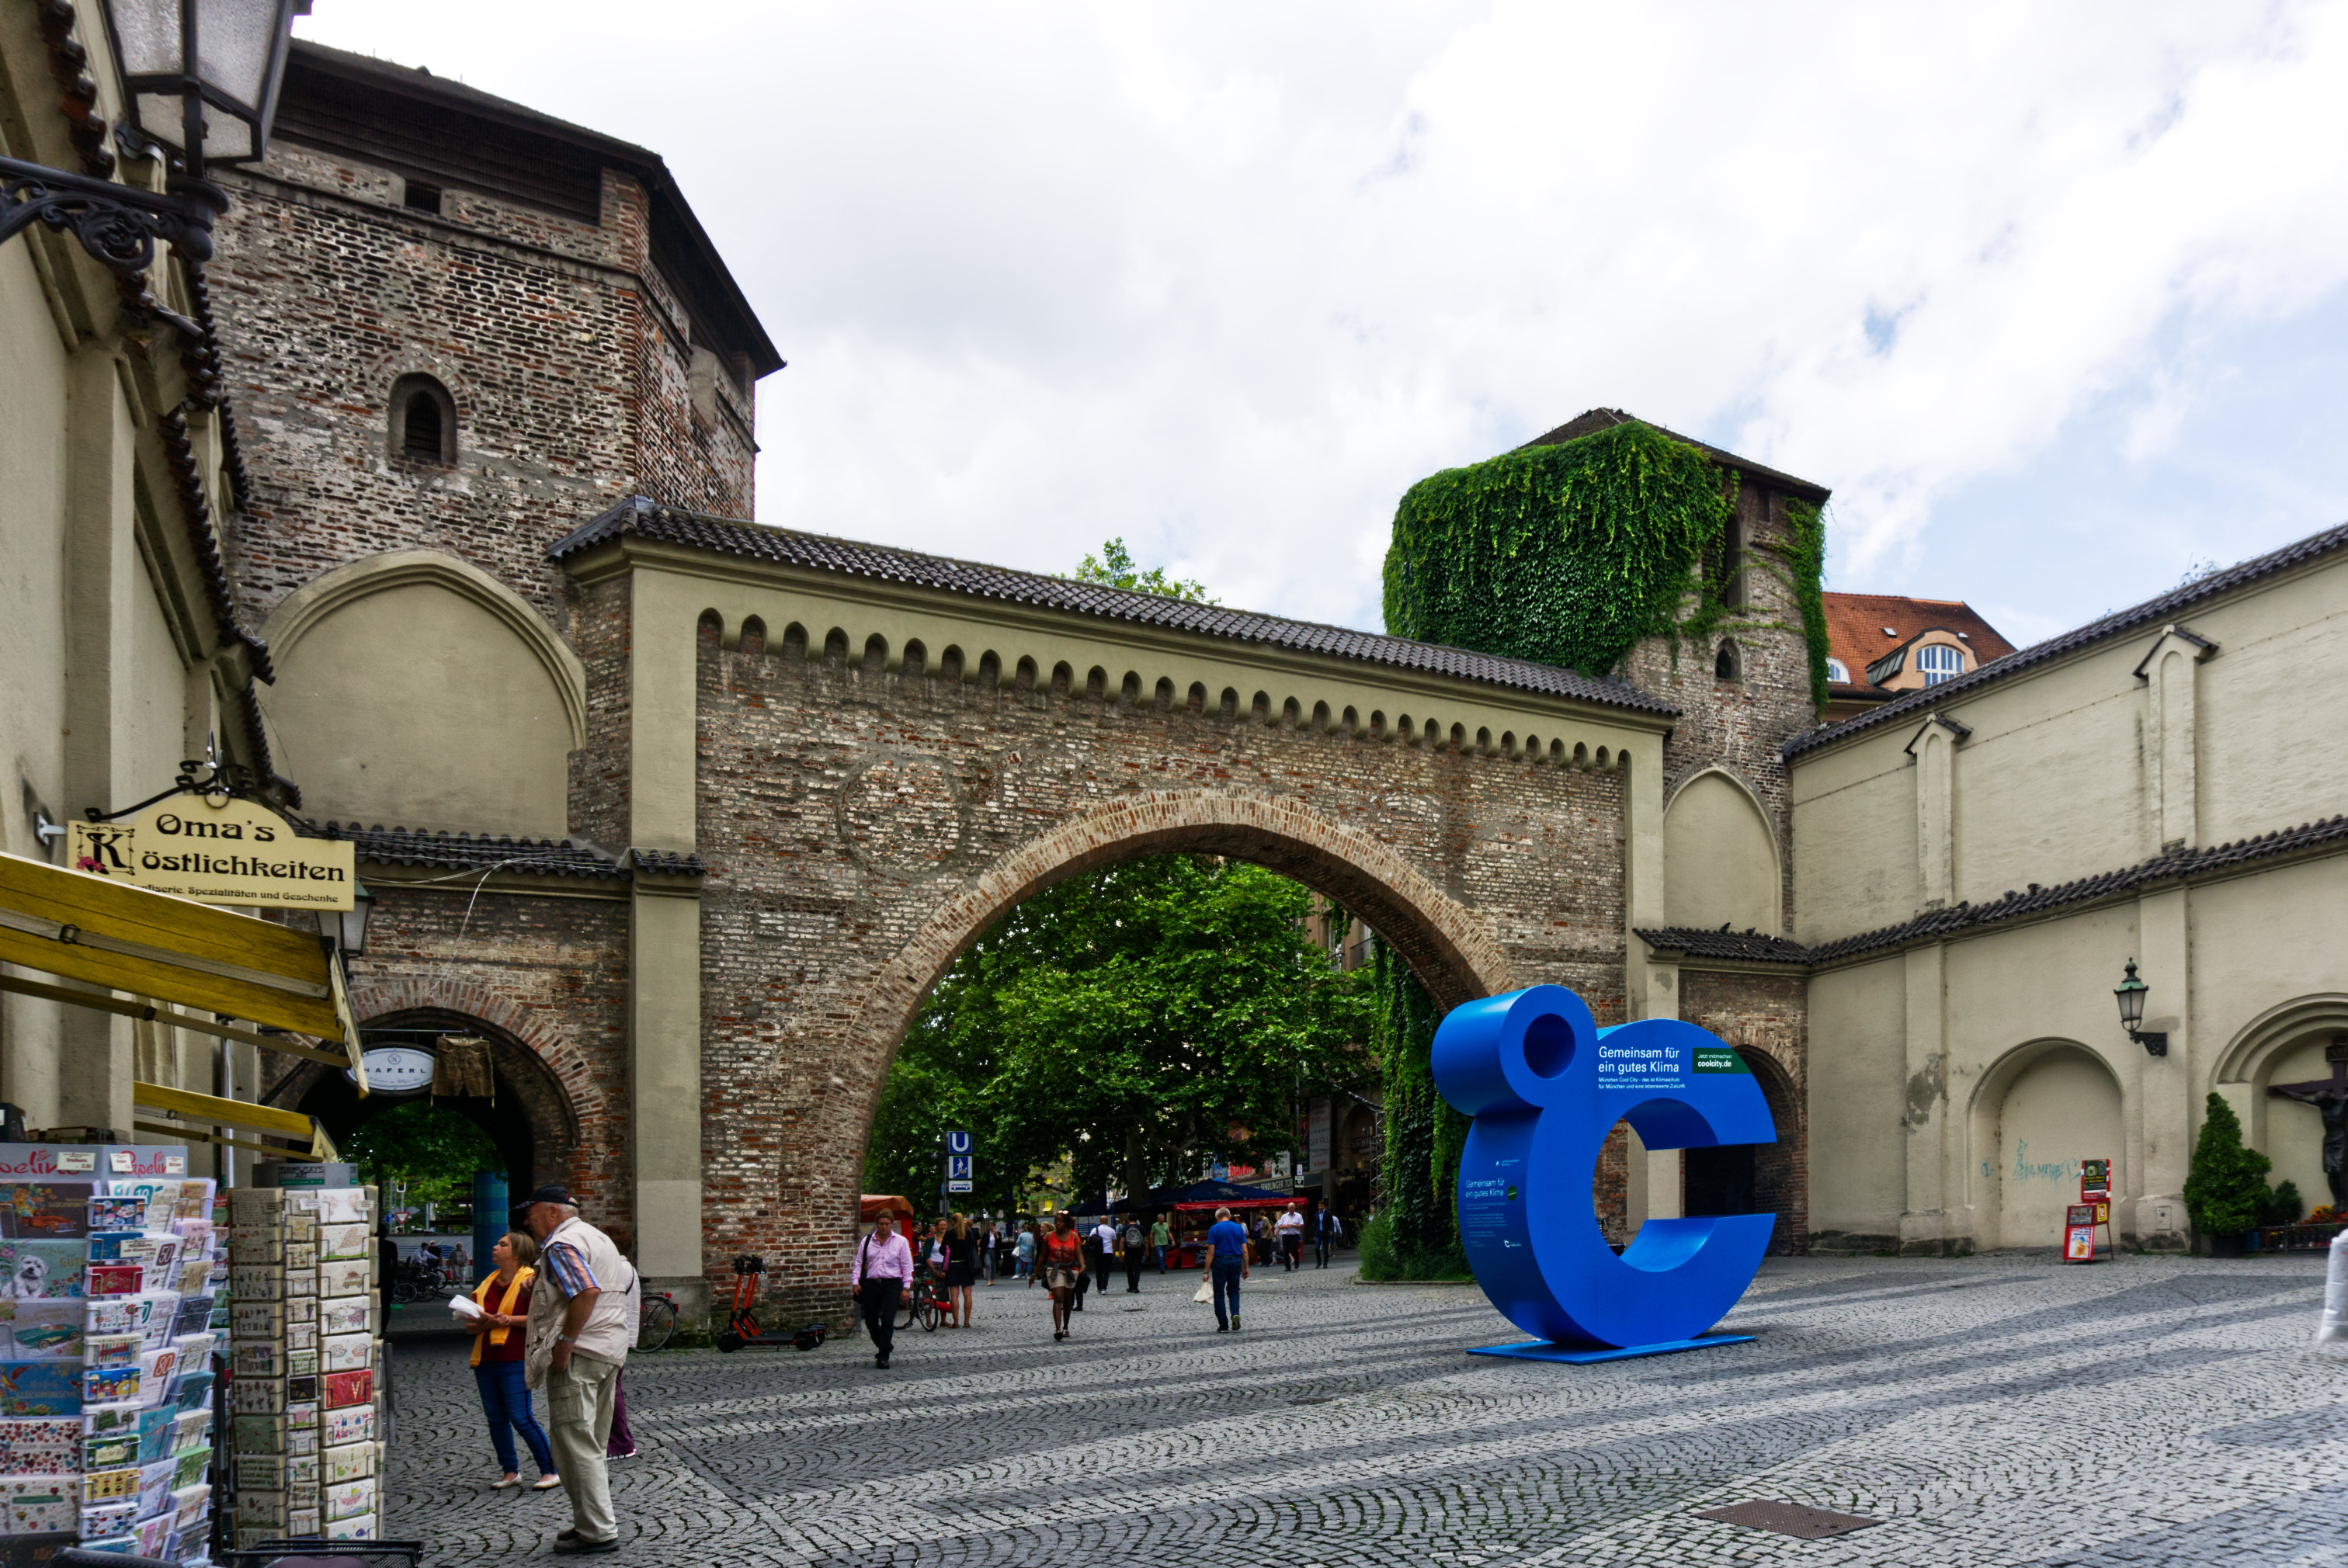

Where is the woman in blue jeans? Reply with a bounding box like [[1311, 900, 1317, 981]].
[[467, 1231, 561, 1490]]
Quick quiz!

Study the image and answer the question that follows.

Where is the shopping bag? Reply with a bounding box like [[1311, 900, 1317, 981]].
[[1193, 1277, 1212, 1304]]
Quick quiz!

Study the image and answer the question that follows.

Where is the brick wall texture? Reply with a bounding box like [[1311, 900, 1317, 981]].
[[208, 144, 755, 635], [1678, 969, 1810, 1254], [689, 630, 1644, 1315]]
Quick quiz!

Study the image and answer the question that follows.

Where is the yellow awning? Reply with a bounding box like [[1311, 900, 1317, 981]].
[[132, 1082, 339, 1163], [0, 852, 366, 1092]]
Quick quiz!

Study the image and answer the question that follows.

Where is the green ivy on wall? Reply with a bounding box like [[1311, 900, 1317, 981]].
[[1382, 420, 1735, 678], [1781, 498, 1832, 712]]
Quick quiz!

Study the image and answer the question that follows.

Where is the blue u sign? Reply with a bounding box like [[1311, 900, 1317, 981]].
[[1433, 985, 1776, 1348]]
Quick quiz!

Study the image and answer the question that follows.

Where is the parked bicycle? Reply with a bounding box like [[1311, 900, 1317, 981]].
[[389, 1257, 446, 1305], [639, 1289, 678, 1351]]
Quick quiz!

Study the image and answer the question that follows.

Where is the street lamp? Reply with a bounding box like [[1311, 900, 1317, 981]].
[[2113, 959, 2168, 1056], [100, 0, 299, 178], [321, 880, 373, 959], [0, 0, 299, 279]]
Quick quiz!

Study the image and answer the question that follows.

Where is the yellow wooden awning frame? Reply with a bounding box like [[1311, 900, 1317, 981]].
[[0, 852, 366, 1094], [131, 1081, 338, 1163]]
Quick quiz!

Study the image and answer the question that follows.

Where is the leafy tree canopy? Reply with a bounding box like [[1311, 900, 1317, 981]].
[[342, 1100, 502, 1212], [864, 854, 1372, 1209], [1067, 537, 1217, 605]]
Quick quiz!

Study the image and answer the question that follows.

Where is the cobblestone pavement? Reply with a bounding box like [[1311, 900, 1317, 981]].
[[384, 1252, 2348, 1566]]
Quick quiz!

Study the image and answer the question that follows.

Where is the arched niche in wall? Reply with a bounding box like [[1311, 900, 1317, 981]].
[[1661, 767, 1780, 934], [259, 550, 586, 838]]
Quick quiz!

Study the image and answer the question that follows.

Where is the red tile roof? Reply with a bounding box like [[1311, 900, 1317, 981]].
[[1820, 592, 2016, 689]]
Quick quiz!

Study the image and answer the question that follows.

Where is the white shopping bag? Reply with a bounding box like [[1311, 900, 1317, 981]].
[[2317, 1231, 2348, 1351], [1193, 1277, 1212, 1304]]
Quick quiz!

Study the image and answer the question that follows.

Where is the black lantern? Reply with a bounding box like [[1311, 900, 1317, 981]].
[[100, 0, 300, 177], [318, 880, 373, 958], [2113, 959, 2167, 1056]]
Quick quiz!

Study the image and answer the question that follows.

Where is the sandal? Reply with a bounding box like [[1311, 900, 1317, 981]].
[[492, 1475, 521, 1490], [533, 1474, 564, 1491]]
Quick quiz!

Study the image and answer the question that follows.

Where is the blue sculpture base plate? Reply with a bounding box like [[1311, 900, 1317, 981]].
[[1468, 1332, 1756, 1365]]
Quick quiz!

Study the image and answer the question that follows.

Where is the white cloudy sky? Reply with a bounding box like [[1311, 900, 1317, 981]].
[[298, 2, 2348, 647]]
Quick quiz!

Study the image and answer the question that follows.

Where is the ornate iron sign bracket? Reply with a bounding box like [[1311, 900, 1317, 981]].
[[0, 152, 224, 277]]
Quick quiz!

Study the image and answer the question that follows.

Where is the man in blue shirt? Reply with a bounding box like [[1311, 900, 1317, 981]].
[[1202, 1205, 1251, 1331]]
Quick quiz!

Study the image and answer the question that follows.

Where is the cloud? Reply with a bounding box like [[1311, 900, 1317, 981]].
[[295, 2, 2348, 633]]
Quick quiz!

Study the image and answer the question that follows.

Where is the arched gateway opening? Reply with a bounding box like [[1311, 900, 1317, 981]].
[[810, 790, 1527, 1313], [263, 1008, 585, 1247]]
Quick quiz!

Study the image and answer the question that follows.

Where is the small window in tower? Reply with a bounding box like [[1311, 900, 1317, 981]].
[[389, 373, 456, 467], [1917, 644, 1964, 685], [403, 180, 443, 215], [402, 393, 442, 461], [1714, 640, 1741, 682]]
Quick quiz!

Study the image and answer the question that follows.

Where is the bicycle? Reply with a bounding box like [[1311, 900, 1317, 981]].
[[639, 1290, 678, 1352], [904, 1268, 950, 1332], [389, 1258, 446, 1305]]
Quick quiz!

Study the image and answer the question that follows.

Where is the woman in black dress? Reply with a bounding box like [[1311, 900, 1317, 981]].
[[944, 1212, 978, 1327]]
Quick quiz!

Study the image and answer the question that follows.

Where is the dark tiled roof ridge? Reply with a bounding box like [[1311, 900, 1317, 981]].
[[1643, 813, 2348, 969], [1633, 926, 1812, 966], [548, 497, 1678, 717], [294, 820, 630, 880], [1787, 519, 2348, 760]]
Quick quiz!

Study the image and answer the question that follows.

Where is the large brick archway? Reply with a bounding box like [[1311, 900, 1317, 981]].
[[642, 525, 1676, 1315]]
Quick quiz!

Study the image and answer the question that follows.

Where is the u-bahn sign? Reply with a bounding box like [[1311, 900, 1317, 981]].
[[70, 793, 354, 910]]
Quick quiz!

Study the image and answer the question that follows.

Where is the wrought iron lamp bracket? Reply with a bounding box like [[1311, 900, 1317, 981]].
[[0, 153, 224, 278]]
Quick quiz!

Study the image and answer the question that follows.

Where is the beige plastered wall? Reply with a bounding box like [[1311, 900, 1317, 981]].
[[1796, 546, 2348, 1251], [0, 5, 254, 1159]]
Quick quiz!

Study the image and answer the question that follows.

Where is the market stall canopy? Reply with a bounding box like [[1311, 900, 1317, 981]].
[[860, 1195, 918, 1231], [0, 852, 365, 1089], [131, 1081, 337, 1162]]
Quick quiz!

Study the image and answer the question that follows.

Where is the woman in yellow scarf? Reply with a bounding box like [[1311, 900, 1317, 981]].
[[468, 1230, 561, 1490]]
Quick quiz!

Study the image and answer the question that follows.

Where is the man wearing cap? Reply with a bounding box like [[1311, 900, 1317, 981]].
[[521, 1185, 637, 1556]]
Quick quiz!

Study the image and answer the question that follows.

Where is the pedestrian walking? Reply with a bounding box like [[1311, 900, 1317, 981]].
[[1276, 1205, 1304, 1271], [1040, 1212, 1085, 1340], [465, 1230, 561, 1493], [1013, 1220, 1036, 1280], [1150, 1215, 1172, 1273], [1123, 1216, 1147, 1292], [1089, 1216, 1117, 1303], [853, 1209, 912, 1369], [1315, 1206, 1340, 1268], [520, 1185, 638, 1556], [1203, 1205, 1249, 1331], [944, 1212, 978, 1327], [980, 1219, 999, 1285]]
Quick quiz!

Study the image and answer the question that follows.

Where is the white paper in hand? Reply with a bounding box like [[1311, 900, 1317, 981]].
[[449, 1292, 484, 1321], [2317, 1231, 2348, 1351]]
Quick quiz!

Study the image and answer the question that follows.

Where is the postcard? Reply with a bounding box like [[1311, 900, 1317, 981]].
[[82, 1264, 141, 1299], [322, 1477, 374, 1522], [76, 1498, 137, 1539], [320, 1333, 372, 1374], [0, 1421, 75, 1478], [76, 1367, 137, 1408], [321, 1404, 373, 1447], [0, 1185, 92, 1242], [318, 1369, 370, 1410], [0, 1365, 76, 1418], [82, 1299, 141, 1337], [80, 1466, 137, 1501], [318, 1260, 370, 1299], [0, 1244, 81, 1302], [0, 1305, 78, 1362], [320, 1299, 372, 1336], [229, 1414, 283, 1455], [85, 1199, 144, 1232], [321, 1441, 373, 1484], [325, 1511, 376, 1541]]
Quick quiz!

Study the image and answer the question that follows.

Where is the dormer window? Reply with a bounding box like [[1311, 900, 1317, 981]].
[[1917, 644, 1963, 685], [1825, 657, 1850, 684]]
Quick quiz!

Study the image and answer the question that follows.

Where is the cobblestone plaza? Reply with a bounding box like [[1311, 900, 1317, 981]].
[[385, 1254, 2346, 1566]]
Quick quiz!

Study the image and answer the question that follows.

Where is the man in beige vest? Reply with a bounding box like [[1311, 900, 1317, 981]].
[[523, 1185, 637, 1555]]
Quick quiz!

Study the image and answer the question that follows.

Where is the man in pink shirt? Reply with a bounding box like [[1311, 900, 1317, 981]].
[[853, 1210, 914, 1369]]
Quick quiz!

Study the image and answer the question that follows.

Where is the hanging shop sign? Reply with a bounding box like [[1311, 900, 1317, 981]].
[[347, 1046, 436, 1095], [69, 791, 354, 910]]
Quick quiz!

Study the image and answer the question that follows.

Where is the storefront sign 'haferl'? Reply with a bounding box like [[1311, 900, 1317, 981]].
[[68, 793, 355, 910], [1434, 984, 1777, 1355]]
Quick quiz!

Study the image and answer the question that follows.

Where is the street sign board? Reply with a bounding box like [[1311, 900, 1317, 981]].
[[946, 1154, 972, 1181], [946, 1180, 973, 1193], [70, 791, 354, 910], [945, 1131, 973, 1154]]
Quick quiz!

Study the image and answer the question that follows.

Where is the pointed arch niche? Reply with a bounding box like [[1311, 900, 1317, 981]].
[[260, 550, 587, 837], [1662, 766, 1781, 934]]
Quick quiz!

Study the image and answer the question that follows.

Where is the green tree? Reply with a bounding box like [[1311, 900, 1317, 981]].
[[1067, 537, 1217, 604], [2183, 1092, 2277, 1239], [341, 1100, 502, 1212], [864, 855, 1373, 1207]]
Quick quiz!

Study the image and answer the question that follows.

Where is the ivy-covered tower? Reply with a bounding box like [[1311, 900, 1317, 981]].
[[1381, 407, 1829, 1254]]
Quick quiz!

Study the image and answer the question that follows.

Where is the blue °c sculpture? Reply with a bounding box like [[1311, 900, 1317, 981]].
[[1433, 984, 1775, 1361]]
